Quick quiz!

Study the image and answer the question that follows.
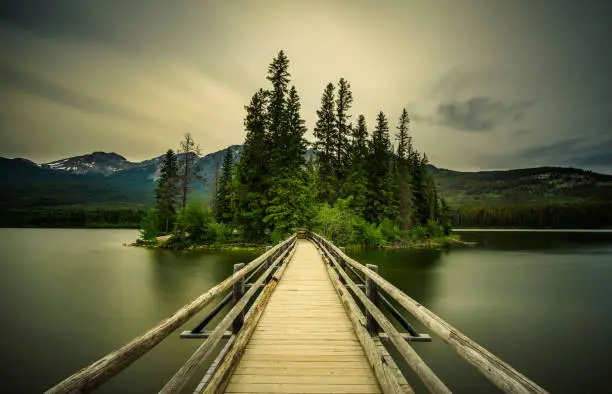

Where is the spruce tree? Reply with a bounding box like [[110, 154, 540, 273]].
[[343, 114, 369, 216], [265, 85, 310, 235], [313, 83, 337, 203], [215, 147, 234, 223], [155, 149, 179, 233], [266, 50, 290, 155], [365, 111, 393, 224], [335, 78, 353, 192], [236, 89, 270, 241], [395, 109, 414, 229]]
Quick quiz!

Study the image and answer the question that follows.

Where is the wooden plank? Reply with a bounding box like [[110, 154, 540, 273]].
[[225, 383, 381, 393], [320, 246, 410, 394], [235, 361, 372, 369], [230, 375, 378, 385], [234, 367, 373, 376], [201, 241, 297, 394], [318, 234, 549, 394], [160, 241, 296, 394], [225, 239, 381, 394], [239, 354, 370, 362], [323, 242, 451, 394]]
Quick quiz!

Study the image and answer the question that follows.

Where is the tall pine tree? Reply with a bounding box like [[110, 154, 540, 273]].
[[395, 109, 414, 229], [313, 83, 337, 203], [366, 111, 393, 224], [155, 149, 179, 233], [215, 147, 234, 223], [236, 89, 270, 241], [343, 114, 369, 217], [335, 78, 353, 193]]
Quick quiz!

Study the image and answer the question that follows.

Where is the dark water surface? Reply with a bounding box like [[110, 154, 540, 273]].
[[351, 230, 612, 393], [0, 229, 611, 393]]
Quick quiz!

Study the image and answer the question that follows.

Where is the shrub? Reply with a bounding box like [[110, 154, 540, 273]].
[[211, 222, 233, 243], [426, 219, 443, 238], [139, 208, 159, 241], [353, 219, 385, 248], [175, 203, 216, 243], [378, 219, 400, 243]]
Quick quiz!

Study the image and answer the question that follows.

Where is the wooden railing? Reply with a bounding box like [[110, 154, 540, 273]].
[[310, 232, 548, 394], [45, 234, 298, 394]]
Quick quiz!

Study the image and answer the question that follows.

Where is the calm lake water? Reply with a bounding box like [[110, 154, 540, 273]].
[[1, 229, 611, 393]]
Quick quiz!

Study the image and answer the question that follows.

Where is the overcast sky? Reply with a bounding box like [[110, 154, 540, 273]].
[[0, 0, 611, 173]]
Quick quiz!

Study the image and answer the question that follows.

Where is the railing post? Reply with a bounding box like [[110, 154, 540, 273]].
[[265, 246, 272, 269], [232, 263, 245, 334], [366, 264, 379, 335]]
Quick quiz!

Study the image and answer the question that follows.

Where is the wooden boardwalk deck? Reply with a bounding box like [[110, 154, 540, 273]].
[[225, 239, 382, 393]]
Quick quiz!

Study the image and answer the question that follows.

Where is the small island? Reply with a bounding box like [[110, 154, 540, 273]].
[[134, 51, 457, 251]]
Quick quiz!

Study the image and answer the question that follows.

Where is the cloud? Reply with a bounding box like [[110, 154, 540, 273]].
[[434, 97, 534, 132], [0, 62, 140, 121]]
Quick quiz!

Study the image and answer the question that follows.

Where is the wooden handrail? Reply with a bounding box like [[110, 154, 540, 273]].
[[310, 232, 548, 394], [160, 237, 297, 393], [45, 234, 297, 394], [313, 236, 450, 393]]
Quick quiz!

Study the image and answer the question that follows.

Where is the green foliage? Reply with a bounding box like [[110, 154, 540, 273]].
[[211, 222, 233, 243], [175, 203, 216, 243], [365, 111, 393, 224], [139, 50, 454, 248], [353, 219, 385, 248], [314, 83, 338, 203], [452, 202, 612, 228], [426, 219, 443, 238], [270, 228, 288, 244], [139, 208, 159, 241], [378, 219, 400, 243], [155, 149, 179, 234], [215, 147, 234, 223], [1, 208, 145, 228]]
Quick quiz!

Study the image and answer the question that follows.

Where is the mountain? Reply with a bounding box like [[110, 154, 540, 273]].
[[431, 166, 612, 206], [1, 147, 611, 213], [42, 152, 133, 175], [0, 146, 244, 210]]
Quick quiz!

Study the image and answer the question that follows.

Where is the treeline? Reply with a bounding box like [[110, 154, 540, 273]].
[[143, 50, 451, 247], [0, 208, 145, 228], [452, 202, 612, 228]]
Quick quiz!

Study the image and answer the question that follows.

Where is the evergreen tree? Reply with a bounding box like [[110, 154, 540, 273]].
[[155, 149, 179, 233], [177, 132, 203, 210], [313, 83, 337, 203], [335, 78, 353, 191], [236, 89, 270, 241], [395, 109, 414, 230], [365, 111, 393, 224], [265, 85, 310, 235], [343, 114, 369, 217], [266, 50, 290, 154], [215, 147, 234, 223]]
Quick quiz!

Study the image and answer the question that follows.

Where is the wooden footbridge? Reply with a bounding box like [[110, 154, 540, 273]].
[[46, 233, 547, 394]]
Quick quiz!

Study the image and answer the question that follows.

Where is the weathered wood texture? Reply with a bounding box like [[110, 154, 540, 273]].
[[45, 235, 296, 394], [320, 245, 413, 394], [202, 239, 297, 393], [225, 240, 382, 394], [317, 239, 451, 394], [160, 240, 296, 393], [314, 233, 548, 394]]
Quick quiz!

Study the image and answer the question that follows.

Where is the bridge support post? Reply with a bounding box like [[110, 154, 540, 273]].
[[232, 263, 245, 334], [366, 264, 379, 335]]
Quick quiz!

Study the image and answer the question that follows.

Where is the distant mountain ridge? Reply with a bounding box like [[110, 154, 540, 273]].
[[1, 146, 611, 211]]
